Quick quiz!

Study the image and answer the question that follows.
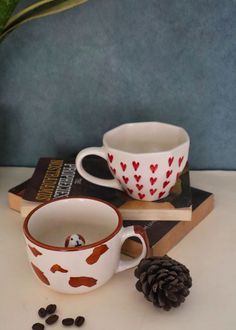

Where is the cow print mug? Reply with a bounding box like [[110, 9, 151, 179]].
[[23, 197, 149, 294], [76, 122, 190, 201]]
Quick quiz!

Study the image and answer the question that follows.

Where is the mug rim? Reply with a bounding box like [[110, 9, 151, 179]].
[[103, 121, 190, 155], [23, 196, 123, 252]]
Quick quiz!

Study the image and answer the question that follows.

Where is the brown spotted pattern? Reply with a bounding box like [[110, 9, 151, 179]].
[[50, 264, 68, 273], [69, 276, 97, 288], [28, 245, 42, 257], [86, 244, 109, 265], [31, 263, 50, 285]]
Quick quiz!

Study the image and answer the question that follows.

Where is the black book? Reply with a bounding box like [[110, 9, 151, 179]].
[[122, 187, 214, 257]]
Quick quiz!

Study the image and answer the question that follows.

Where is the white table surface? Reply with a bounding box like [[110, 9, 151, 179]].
[[0, 167, 236, 330]]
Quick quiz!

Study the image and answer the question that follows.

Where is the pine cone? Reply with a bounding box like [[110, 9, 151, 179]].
[[134, 255, 192, 311]]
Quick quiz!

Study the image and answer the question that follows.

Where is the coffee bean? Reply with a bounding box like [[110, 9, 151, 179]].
[[75, 316, 85, 327], [62, 318, 74, 326], [46, 304, 57, 314], [38, 307, 47, 318], [32, 323, 45, 330], [45, 314, 59, 325]]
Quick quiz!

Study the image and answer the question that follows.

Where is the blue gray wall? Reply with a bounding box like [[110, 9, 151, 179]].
[[0, 0, 236, 169]]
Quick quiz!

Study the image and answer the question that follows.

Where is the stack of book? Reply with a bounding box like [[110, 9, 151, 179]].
[[8, 156, 214, 257]]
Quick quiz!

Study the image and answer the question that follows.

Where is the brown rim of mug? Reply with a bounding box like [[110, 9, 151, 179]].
[[23, 196, 123, 252]]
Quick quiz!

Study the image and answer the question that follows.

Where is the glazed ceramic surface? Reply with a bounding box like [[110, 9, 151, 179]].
[[23, 197, 148, 294], [76, 122, 190, 201]]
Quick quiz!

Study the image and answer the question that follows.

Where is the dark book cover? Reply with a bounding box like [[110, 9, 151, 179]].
[[122, 187, 214, 257], [8, 179, 31, 197]]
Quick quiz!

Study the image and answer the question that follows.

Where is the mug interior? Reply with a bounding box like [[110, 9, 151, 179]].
[[24, 197, 121, 250], [103, 122, 189, 153]]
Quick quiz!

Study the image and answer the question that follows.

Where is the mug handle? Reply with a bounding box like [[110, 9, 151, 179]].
[[75, 147, 123, 190], [116, 225, 150, 273]]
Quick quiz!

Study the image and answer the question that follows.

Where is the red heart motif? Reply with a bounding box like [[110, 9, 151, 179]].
[[138, 193, 145, 200], [120, 162, 127, 171], [136, 184, 143, 191], [150, 188, 157, 196], [150, 177, 157, 185], [166, 170, 172, 179], [110, 167, 116, 175], [158, 191, 165, 199], [178, 156, 184, 167], [163, 181, 170, 188], [134, 174, 141, 182], [150, 164, 158, 173], [122, 176, 129, 184], [168, 157, 174, 166], [108, 153, 113, 163], [127, 188, 133, 194], [132, 161, 140, 171]]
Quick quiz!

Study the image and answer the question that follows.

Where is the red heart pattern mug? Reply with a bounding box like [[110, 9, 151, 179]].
[[76, 122, 190, 201]]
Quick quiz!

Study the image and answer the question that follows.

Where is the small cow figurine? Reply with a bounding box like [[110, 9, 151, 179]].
[[65, 233, 85, 248]]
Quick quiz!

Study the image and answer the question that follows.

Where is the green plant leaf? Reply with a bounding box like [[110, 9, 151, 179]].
[[0, 0, 21, 33], [5, 0, 57, 27], [0, 0, 87, 40]]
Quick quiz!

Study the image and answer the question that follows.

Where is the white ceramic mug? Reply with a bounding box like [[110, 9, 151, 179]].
[[23, 197, 149, 294], [76, 122, 190, 201]]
